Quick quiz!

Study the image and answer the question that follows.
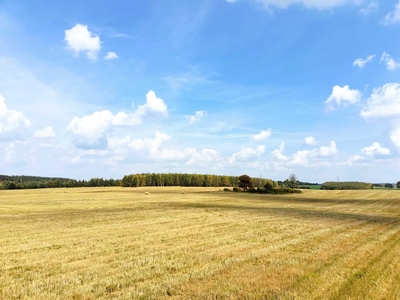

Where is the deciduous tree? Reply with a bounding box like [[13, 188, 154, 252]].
[[238, 174, 253, 191]]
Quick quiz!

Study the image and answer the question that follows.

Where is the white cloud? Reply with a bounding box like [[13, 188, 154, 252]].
[[353, 55, 375, 68], [64, 24, 101, 60], [107, 132, 222, 167], [136, 90, 168, 117], [104, 52, 118, 60], [383, 0, 400, 24], [271, 143, 289, 161], [290, 149, 311, 166], [226, 0, 237, 3], [67, 110, 142, 149], [318, 141, 338, 156], [161, 73, 208, 90], [229, 145, 265, 163], [254, 0, 362, 10], [67, 90, 167, 149], [253, 129, 272, 141], [159, 148, 220, 164], [359, 2, 378, 16], [190, 111, 207, 124], [325, 85, 361, 110], [67, 111, 116, 149], [360, 83, 400, 119], [3, 141, 29, 164], [34, 126, 56, 138], [0, 95, 30, 136], [341, 154, 363, 166], [271, 141, 338, 167], [380, 52, 400, 70], [361, 142, 391, 156], [305, 136, 317, 145], [390, 128, 400, 148], [128, 132, 171, 154]]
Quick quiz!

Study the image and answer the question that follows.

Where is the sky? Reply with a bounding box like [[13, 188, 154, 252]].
[[1, 0, 400, 183]]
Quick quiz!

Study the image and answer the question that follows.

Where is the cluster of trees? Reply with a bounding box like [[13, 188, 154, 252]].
[[320, 181, 373, 190], [121, 173, 240, 187], [0, 175, 120, 190], [234, 174, 302, 194]]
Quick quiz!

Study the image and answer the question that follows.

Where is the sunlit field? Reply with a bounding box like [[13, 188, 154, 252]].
[[0, 187, 399, 299]]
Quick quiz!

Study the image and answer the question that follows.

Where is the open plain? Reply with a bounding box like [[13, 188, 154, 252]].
[[0, 187, 399, 299]]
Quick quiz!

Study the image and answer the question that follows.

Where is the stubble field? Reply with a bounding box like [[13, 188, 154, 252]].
[[0, 187, 399, 299]]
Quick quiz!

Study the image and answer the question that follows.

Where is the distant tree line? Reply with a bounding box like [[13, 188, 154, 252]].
[[121, 173, 241, 187], [373, 182, 400, 188], [320, 181, 373, 190], [0, 175, 120, 190]]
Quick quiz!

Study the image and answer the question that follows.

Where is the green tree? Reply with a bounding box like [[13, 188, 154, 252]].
[[397, 181, 400, 188], [6, 182, 18, 190], [264, 179, 277, 192], [287, 174, 298, 188], [238, 174, 253, 191]]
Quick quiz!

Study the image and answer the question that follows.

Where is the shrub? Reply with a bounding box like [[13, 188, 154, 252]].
[[248, 187, 257, 193], [232, 187, 240, 192], [274, 188, 302, 194], [223, 188, 231, 192], [299, 186, 311, 189]]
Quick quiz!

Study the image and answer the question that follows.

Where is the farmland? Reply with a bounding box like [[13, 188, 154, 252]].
[[0, 187, 399, 299]]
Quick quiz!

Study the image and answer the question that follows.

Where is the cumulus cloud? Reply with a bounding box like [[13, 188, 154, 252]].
[[360, 83, 400, 119], [67, 90, 167, 149], [190, 111, 207, 124], [291, 150, 312, 166], [253, 129, 272, 141], [390, 127, 400, 148], [271, 141, 338, 167], [271, 143, 289, 161], [305, 136, 317, 145], [158, 148, 220, 164], [136, 90, 168, 117], [0, 95, 30, 137], [128, 132, 171, 154], [64, 24, 101, 60], [383, 0, 400, 24], [380, 52, 400, 70], [107, 132, 221, 166], [341, 154, 363, 166], [353, 55, 375, 68], [229, 145, 265, 163], [361, 142, 391, 156], [104, 52, 118, 60], [34, 126, 56, 138], [318, 141, 338, 156], [325, 85, 361, 110]]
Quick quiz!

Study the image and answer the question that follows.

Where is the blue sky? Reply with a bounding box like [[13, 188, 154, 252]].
[[1, 0, 400, 182]]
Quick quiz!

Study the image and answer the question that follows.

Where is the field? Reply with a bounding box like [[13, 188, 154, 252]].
[[0, 187, 399, 299]]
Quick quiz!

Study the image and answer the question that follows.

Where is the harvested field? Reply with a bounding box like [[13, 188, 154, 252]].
[[0, 187, 399, 299]]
